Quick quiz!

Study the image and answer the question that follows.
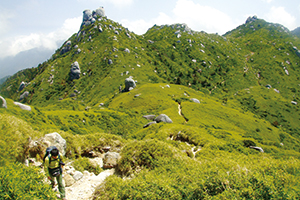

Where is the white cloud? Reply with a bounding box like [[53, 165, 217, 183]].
[[172, 0, 238, 34], [78, 0, 133, 8], [0, 16, 82, 58], [109, 0, 134, 7], [0, 8, 14, 37], [262, 0, 273, 3], [121, 19, 151, 35], [121, 12, 174, 35], [265, 6, 296, 30], [121, 0, 239, 35]]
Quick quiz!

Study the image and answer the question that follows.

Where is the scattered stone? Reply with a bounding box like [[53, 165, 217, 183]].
[[102, 146, 111, 152], [108, 59, 113, 64], [64, 173, 76, 187], [0, 96, 7, 108], [85, 106, 91, 111], [73, 171, 84, 181], [249, 146, 264, 152], [83, 10, 92, 22], [70, 61, 81, 80], [124, 77, 136, 92], [143, 121, 157, 128], [103, 152, 120, 169], [42, 132, 67, 156], [19, 91, 29, 100], [60, 40, 72, 55], [175, 30, 180, 35], [143, 115, 156, 120], [14, 102, 31, 111], [76, 48, 81, 54], [89, 157, 103, 168], [154, 114, 173, 123], [80, 7, 105, 28], [284, 67, 289, 75], [18, 81, 26, 91], [94, 7, 105, 17], [245, 15, 258, 24], [190, 98, 200, 104], [296, 50, 300, 58], [99, 26, 103, 32], [291, 101, 298, 105], [266, 84, 272, 89]]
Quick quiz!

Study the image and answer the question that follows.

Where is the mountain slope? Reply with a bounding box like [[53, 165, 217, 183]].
[[292, 27, 300, 38], [1, 13, 300, 141], [1, 12, 300, 199]]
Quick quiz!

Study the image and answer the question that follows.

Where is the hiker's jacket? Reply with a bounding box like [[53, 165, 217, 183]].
[[44, 153, 64, 177]]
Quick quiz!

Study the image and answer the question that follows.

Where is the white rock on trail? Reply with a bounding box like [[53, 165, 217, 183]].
[[65, 169, 115, 200]]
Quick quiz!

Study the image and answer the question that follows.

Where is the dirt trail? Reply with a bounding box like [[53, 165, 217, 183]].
[[64, 169, 115, 200], [178, 103, 188, 123]]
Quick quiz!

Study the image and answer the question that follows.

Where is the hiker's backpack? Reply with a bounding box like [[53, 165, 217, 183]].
[[43, 146, 59, 163]]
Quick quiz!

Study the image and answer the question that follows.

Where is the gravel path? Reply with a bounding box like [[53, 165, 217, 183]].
[[64, 169, 115, 200]]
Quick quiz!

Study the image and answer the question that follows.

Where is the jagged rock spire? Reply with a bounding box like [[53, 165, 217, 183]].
[[245, 15, 258, 24], [81, 7, 106, 28]]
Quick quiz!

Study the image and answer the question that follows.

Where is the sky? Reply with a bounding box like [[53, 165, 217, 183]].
[[0, 0, 299, 78]]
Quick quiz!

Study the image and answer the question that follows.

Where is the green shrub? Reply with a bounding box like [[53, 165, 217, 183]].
[[116, 139, 174, 176], [0, 162, 56, 199], [95, 153, 300, 199], [73, 157, 103, 175], [62, 132, 125, 159]]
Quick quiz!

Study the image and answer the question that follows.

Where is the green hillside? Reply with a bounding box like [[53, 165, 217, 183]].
[[1, 14, 300, 199], [292, 27, 300, 38]]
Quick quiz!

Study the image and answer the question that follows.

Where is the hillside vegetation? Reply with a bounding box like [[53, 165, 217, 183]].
[[1, 13, 300, 199]]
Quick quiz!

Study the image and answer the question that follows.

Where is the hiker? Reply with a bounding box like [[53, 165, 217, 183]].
[[44, 147, 66, 200]]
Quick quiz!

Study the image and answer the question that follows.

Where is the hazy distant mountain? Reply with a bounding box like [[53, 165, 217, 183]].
[[0, 75, 9, 85], [0, 46, 61, 79], [292, 27, 300, 38]]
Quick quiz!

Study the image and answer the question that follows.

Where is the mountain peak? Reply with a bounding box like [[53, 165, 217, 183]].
[[81, 7, 106, 28], [245, 15, 258, 24]]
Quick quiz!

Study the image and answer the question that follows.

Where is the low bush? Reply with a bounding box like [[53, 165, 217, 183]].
[[95, 152, 300, 199], [0, 162, 56, 199], [73, 157, 103, 175], [116, 139, 175, 176]]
